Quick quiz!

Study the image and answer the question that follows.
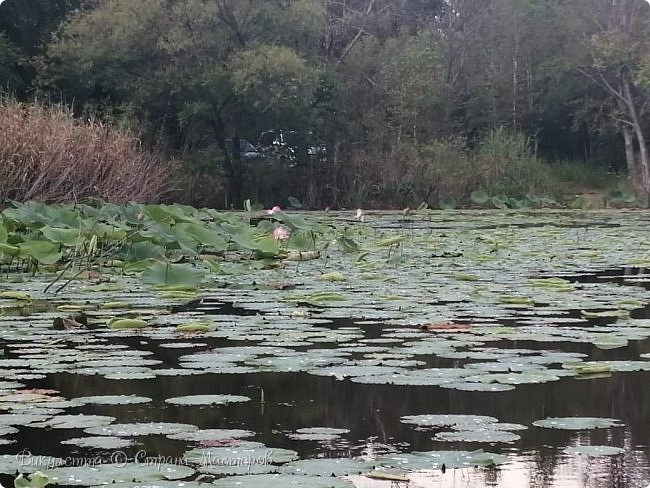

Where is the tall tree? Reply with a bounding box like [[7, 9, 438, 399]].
[[562, 0, 650, 202]]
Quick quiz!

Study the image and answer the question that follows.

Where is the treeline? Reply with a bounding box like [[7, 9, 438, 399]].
[[1, 0, 650, 208]]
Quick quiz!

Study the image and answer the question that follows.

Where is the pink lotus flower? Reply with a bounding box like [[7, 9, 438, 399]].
[[273, 225, 291, 241], [267, 205, 282, 215]]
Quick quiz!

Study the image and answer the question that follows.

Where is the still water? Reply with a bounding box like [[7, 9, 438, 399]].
[[1, 210, 650, 487]]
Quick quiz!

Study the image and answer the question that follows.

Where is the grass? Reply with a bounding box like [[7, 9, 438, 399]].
[[0, 98, 176, 204]]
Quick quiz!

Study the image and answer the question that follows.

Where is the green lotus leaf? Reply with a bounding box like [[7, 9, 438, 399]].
[[592, 335, 628, 350], [120, 242, 166, 261], [0, 291, 31, 301], [319, 272, 346, 282], [39, 226, 84, 247], [141, 261, 206, 287], [0, 242, 20, 256], [17, 240, 61, 264], [581, 309, 630, 319], [470, 190, 491, 205], [176, 322, 212, 332], [14, 471, 50, 488], [376, 235, 406, 248], [107, 318, 149, 330]]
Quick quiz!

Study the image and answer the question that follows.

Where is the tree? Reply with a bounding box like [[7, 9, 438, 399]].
[[562, 0, 650, 202], [0, 0, 80, 94], [42, 0, 323, 205]]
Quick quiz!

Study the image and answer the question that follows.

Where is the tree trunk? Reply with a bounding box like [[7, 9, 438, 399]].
[[622, 124, 636, 177], [621, 72, 650, 205]]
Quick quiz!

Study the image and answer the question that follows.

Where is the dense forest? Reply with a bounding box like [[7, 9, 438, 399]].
[[2, 0, 650, 208]]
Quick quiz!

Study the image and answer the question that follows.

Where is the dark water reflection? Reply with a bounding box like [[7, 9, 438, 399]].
[[3, 337, 649, 487], [2, 259, 650, 486]]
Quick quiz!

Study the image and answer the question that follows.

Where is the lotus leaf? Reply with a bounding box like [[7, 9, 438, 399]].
[[165, 395, 250, 406], [565, 445, 625, 456], [44, 463, 195, 486], [532, 417, 623, 430], [210, 474, 354, 487]]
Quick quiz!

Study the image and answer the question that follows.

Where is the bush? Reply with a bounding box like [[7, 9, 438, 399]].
[[474, 128, 552, 198], [0, 99, 176, 204], [339, 129, 555, 208]]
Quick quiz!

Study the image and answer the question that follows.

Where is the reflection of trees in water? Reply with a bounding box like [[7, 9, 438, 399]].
[[39, 334, 650, 486]]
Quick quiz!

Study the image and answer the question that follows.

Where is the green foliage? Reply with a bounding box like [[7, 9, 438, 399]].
[[0, 200, 336, 287], [476, 128, 552, 199], [230, 45, 319, 115], [470, 191, 491, 205], [3, 0, 642, 207], [0, 34, 25, 91]]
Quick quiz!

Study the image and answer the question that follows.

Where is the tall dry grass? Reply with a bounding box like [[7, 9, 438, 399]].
[[0, 100, 176, 204]]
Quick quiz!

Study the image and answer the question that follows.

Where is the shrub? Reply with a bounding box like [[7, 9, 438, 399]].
[[339, 129, 554, 208], [474, 128, 552, 198], [0, 99, 176, 204]]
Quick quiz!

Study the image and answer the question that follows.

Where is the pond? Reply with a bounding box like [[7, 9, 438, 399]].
[[0, 208, 649, 488]]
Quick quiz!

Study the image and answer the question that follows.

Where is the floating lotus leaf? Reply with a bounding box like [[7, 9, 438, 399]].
[[433, 429, 521, 443], [44, 463, 195, 486], [401, 414, 499, 429], [210, 474, 355, 487], [319, 272, 347, 282], [309, 365, 405, 379], [30, 414, 115, 429], [279, 458, 377, 476], [184, 445, 298, 466], [158, 342, 209, 349], [0, 291, 32, 301], [61, 436, 135, 449], [532, 417, 623, 430], [107, 318, 150, 330], [287, 427, 350, 442], [103, 371, 157, 380], [92, 482, 207, 488], [581, 309, 630, 319], [441, 382, 516, 392], [565, 445, 625, 456], [0, 413, 51, 426], [74, 395, 152, 405], [295, 427, 350, 435], [176, 322, 212, 333], [0, 425, 18, 435], [84, 422, 198, 437], [167, 429, 255, 442], [378, 449, 508, 470], [592, 335, 629, 350], [165, 395, 250, 406]]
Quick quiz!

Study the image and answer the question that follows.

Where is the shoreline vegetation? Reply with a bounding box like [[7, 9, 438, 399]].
[[2, 1, 650, 209], [0, 99, 635, 210]]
